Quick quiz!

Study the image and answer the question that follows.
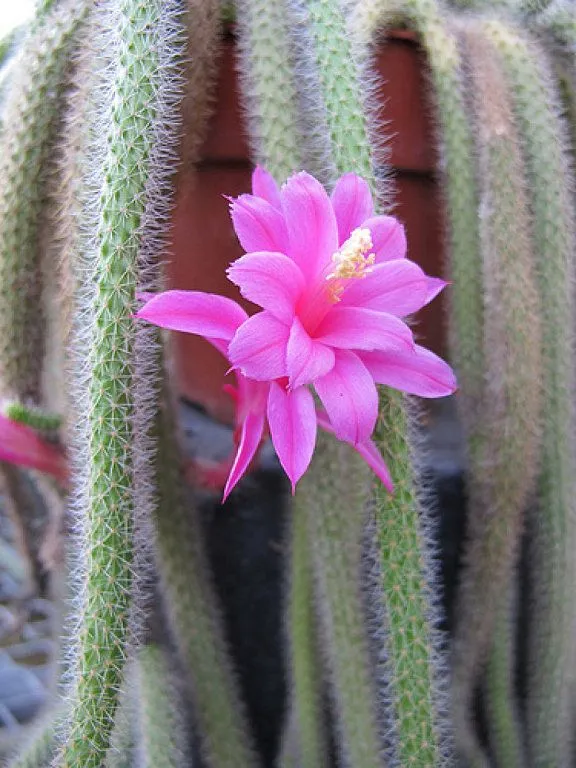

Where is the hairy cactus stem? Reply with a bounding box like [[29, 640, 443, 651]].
[[279, 494, 329, 768], [0, 0, 89, 405], [234, 3, 331, 766], [53, 0, 168, 763], [532, 0, 576, 48], [134, 644, 187, 767], [452, 22, 543, 767], [530, 2, 576, 147], [129, 0, 258, 763], [296, 437, 383, 767], [481, 18, 576, 767], [105, 667, 136, 768], [358, 0, 477, 763], [233, 0, 302, 178], [0, 0, 86, 638]]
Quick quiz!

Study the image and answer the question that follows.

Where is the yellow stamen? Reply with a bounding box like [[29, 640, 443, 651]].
[[326, 227, 375, 301]]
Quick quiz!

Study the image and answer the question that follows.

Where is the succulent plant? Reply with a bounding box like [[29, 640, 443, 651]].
[[2, 0, 576, 766]]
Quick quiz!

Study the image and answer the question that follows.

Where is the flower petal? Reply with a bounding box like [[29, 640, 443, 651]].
[[354, 439, 394, 492], [251, 166, 282, 210], [315, 306, 414, 352], [359, 345, 457, 398], [267, 383, 317, 492], [227, 251, 305, 323], [316, 408, 393, 491], [340, 259, 429, 316], [280, 171, 339, 279], [286, 317, 335, 388], [136, 291, 248, 340], [0, 415, 67, 483], [330, 173, 374, 243], [364, 215, 407, 262], [223, 407, 266, 500], [230, 194, 289, 253], [424, 276, 447, 305], [228, 311, 289, 380], [235, 378, 270, 431], [314, 350, 378, 445]]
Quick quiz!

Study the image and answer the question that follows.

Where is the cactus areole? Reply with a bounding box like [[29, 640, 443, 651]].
[[137, 167, 456, 498]]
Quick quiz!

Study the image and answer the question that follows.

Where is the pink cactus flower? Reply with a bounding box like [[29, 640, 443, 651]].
[[137, 168, 456, 499], [0, 413, 67, 484]]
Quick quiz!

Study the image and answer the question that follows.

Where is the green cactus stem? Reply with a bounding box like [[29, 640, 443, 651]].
[[53, 5, 108, 442], [452, 23, 542, 767], [522, 0, 553, 11], [179, 0, 223, 166], [359, 0, 478, 762], [371, 398, 449, 766], [54, 0, 170, 763], [35, 0, 59, 18], [134, 644, 187, 768], [532, 2, 576, 146], [233, 4, 332, 766], [485, 585, 523, 768], [233, 0, 302, 177], [125, 0, 257, 759], [481, 18, 576, 767], [0, 24, 26, 110], [237, 8, 385, 761], [0, 0, 90, 404], [279, 495, 329, 768], [297, 439, 383, 767], [105, 672, 136, 768]]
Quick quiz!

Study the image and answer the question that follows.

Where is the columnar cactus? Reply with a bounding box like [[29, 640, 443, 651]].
[[2, 0, 576, 766], [480, 19, 576, 766], [0, 0, 89, 404], [54, 0, 171, 763], [134, 644, 187, 767], [454, 22, 542, 766]]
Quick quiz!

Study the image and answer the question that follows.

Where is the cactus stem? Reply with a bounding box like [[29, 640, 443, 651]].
[[482, 18, 576, 766], [280, 492, 329, 768]]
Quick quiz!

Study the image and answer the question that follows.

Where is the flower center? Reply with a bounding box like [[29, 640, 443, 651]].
[[325, 227, 375, 302]]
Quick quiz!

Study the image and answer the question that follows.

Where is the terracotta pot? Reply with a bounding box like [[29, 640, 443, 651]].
[[168, 31, 445, 424]]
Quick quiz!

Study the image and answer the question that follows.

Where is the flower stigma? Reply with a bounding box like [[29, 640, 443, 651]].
[[326, 227, 375, 301]]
